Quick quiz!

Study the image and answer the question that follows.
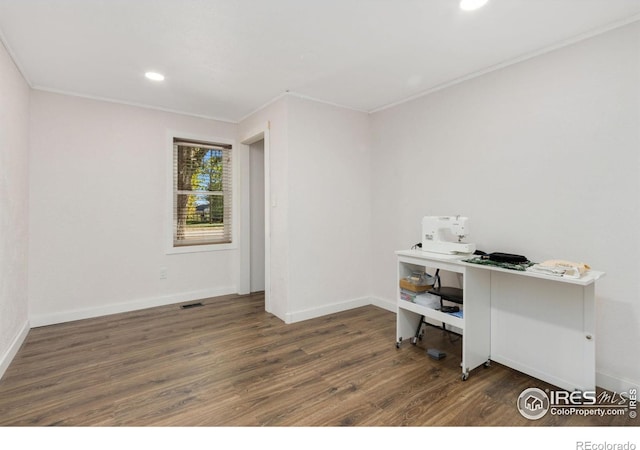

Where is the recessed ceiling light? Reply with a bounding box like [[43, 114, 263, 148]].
[[145, 71, 165, 81], [460, 0, 488, 11]]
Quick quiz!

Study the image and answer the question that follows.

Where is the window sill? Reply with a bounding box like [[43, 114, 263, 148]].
[[166, 242, 237, 254]]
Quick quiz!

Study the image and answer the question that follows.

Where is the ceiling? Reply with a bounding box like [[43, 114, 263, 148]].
[[1, 0, 639, 123]]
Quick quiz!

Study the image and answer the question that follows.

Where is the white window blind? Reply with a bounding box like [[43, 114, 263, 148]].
[[173, 138, 233, 247]]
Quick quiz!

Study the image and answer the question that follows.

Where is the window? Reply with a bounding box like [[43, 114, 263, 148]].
[[173, 138, 233, 247]]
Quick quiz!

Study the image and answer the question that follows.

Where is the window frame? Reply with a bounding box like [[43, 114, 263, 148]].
[[165, 131, 238, 254]]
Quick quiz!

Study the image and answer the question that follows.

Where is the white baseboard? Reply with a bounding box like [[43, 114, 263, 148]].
[[370, 296, 396, 313], [0, 320, 30, 380], [29, 286, 237, 327], [286, 296, 372, 323], [597, 370, 640, 393]]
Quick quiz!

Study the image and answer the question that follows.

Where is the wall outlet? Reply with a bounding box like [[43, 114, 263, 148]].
[[160, 267, 168, 279]]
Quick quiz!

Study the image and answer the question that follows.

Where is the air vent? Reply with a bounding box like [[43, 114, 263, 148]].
[[180, 302, 204, 309]]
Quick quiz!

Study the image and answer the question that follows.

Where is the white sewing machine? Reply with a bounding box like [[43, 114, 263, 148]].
[[421, 216, 476, 255]]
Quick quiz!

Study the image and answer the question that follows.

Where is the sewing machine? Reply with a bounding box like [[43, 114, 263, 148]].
[[421, 216, 476, 255]]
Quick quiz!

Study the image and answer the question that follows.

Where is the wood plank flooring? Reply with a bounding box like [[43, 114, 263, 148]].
[[0, 293, 635, 426]]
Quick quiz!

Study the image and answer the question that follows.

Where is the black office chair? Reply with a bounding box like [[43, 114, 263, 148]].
[[428, 269, 463, 311], [412, 269, 463, 344]]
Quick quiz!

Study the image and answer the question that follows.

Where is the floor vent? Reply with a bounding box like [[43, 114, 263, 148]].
[[181, 302, 204, 309]]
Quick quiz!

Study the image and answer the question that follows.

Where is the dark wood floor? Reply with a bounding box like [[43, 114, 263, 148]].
[[0, 293, 635, 427]]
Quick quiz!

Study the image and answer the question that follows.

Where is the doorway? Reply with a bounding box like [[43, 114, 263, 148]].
[[249, 139, 265, 293], [240, 124, 271, 313]]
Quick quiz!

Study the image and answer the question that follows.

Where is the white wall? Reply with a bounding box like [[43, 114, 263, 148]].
[[370, 22, 640, 391], [28, 91, 239, 325], [239, 95, 372, 323], [286, 95, 372, 321], [238, 96, 290, 321], [0, 40, 30, 377]]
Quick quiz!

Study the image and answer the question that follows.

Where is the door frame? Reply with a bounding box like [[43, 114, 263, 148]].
[[240, 122, 271, 312]]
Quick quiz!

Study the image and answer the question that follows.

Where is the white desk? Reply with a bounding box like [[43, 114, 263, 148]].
[[395, 249, 605, 391]]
